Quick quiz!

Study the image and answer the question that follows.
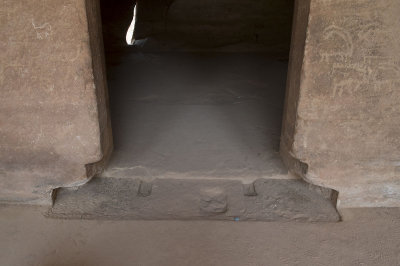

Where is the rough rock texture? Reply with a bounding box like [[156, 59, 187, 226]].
[[2, 205, 400, 266], [0, 0, 112, 204], [47, 177, 340, 222], [3, 0, 399, 211], [281, 0, 400, 208]]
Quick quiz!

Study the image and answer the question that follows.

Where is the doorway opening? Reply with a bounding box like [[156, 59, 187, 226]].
[[48, 0, 340, 221], [99, 0, 295, 182]]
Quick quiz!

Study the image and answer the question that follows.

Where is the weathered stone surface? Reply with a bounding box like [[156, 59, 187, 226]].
[[138, 181, 153, 197], [47, 177, 340, 222], [243, 183, 258, 197], [0, 0, 112, 204], [200, 189, 228, 214], [281, 0, 400, 207], [3, 0, 399, 211]]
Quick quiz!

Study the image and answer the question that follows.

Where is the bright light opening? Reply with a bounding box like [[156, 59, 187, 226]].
[[126, 4, 137, 45]]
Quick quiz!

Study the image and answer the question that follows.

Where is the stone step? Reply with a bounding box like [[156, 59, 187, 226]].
[[47, 177, 340, 222]]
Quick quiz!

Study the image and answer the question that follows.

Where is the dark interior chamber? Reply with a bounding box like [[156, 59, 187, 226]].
[[99, 0, 295, 181]]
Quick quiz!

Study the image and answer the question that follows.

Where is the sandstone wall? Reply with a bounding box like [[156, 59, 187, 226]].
[[281, 0, 400, 208], [3, 0, 399, 208], [0, 0, 112, 204]]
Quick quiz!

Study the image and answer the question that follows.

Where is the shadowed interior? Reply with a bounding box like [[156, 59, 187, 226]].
[[99, 0, 294, 181]]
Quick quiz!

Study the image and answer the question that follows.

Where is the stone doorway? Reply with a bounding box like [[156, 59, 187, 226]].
[[46, 0, 340, 221], [1, 0, 399, 214], [100, 0, 294, 182]]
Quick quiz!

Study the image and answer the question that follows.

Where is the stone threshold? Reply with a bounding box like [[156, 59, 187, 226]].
[[47, 177, 340, 222]]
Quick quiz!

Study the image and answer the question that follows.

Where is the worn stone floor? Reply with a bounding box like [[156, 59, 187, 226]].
[[1, 204, 400, 266], [73, 52, 341, 222], [49, 177, 340, 222], [102, 52, 290, 182]]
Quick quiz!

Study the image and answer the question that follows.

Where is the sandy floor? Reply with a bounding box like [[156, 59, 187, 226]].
[[1, 205, 399, 266], [102, 52, 290, 182]]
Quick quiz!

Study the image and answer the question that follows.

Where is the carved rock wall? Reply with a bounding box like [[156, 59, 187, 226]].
[[281, 0, 400, 208], [0, 0, 112, 204]]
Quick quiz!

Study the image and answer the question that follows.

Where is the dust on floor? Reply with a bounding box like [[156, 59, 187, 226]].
[[1, 205, 399, 266]]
